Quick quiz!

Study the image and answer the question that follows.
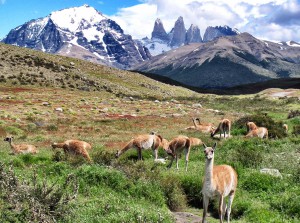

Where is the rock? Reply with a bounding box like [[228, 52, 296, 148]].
[[100, 107, 109, 113], [55, 107, 63, 112], [154, 158, 166, 164], [172, 113, 182, 117], [260, 168, 282, 178], [192, 103, 202, 108], [154, 100, 160, 103], [42, 102, 50, 106]]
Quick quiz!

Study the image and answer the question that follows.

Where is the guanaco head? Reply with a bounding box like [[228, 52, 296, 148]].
[[3, 136, 13, 143], [51, 142, 63, 149], [160, 138, 169, 151], [203, 142, 217, 160], [246, 122, 257, 131], [115, 151, 120, 158]]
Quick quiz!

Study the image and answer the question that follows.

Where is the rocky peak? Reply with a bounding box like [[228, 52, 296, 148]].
[[185, 24, 202, 44], [169, 16, 186, 47], [151, 18, 169, 42], [203, 25, 239, 42]]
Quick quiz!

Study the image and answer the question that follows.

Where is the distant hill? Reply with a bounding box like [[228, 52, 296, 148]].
[[0, 43, 197, 99], [134, 32, 300, 89]]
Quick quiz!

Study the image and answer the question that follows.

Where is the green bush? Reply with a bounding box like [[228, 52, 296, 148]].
[[180, 174, 203, 207], [92, 147, 115, 166], [160, 174, 187, 211], [0, 163, 78, 223], [292, 125, 300, 135], [271, 191, 300, 218], [241, 172, 284, 193], [4, 126, 24, 137]]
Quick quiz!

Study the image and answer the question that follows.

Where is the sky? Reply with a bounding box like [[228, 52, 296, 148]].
[[1, 0, 300, 42]]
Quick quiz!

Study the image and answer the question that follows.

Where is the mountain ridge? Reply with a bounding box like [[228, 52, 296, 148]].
[[134, 32, 300, 89], [2, 5, 151, 69]]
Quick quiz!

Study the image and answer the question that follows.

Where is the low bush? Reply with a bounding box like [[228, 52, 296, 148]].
[[0, 163, 78, 223], [241, 172, 284, 193], [292, 125, 300, 135]]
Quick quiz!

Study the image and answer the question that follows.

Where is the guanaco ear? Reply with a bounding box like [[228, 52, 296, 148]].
[[202, 143, 207, 149], [213, 142, 217, 150]]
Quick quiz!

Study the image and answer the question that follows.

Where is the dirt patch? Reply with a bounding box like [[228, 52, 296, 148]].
[[172, 212, 202, 223], [0, 87, 34, 93]]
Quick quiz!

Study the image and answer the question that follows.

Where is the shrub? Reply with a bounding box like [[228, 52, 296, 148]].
[[288, 110, 300, 119], [292, 125, 300, 135], [180, 174, 203, 207], [46, 124, 58, 131], [0, 163, 78, 222], [93, 147, 115, 166], [241, 172, 284, 193], [160, 174, 187, 211], [270, 191, 300, 218], [4, 126, 24, 137]]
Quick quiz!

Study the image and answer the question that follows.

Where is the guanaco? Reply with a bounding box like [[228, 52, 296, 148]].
[[185, 118, 215, 133], [165, 135, 192, 171], [245, 122, 268, 139], [116, 133, 164, 160], [202, 143, 238, 223], [211, 119, 231, 139], [52, 139, 92, 162], [4, 136, 38, 154]]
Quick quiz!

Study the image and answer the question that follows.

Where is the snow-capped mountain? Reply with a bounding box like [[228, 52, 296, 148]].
[[203, 25, 239, 42], [140, 18, 239, 56], [135, 32, 300, 89], [140, 17, 202, 56], [2, 5, 151, 69]]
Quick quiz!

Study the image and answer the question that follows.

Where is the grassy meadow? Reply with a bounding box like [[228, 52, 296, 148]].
[[0, 83, 299, 223]]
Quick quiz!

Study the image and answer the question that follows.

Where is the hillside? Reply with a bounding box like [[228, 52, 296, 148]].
[[134, 32, 300, 89], [0, 43, 197, 100]]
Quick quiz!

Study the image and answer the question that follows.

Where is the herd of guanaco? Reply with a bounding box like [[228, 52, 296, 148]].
[[3, 117, 283, 223]]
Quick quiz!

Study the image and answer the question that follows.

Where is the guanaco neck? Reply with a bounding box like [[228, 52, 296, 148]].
[[192, 118, 198, 128], [204, 156, 214, 186], [8, 140, 17, 152]]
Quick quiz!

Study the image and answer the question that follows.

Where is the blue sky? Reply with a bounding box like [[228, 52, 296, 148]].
[[1, 0, 300, 42]]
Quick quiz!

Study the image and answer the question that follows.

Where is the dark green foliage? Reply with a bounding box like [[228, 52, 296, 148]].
[[180, 174, 203, 207], [0, 163, 78, 223], [292, 125, 300, 135], [159, 174, 187, 211], [270, 190, 300, 218], [233, 114, 287, 138], [241, 172, 284, 193], [288, 110, 300, 119], [92, 147, 116, 166], [222, 138, 264, 168], [46, 124, 58, 131]]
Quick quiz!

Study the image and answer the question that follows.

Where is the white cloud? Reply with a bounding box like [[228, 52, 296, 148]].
[[107, 0, 300, 42]]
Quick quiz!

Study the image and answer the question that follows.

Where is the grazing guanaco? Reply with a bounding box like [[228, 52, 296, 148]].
[[52, 140, 92, 162], [165, 135, 193, 171], [4, 136, 38, 154], [115, 133, 164, 160], [211, 119, 231, 139], [202, 143, 238, 223], [245, 122, 268, 139]]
